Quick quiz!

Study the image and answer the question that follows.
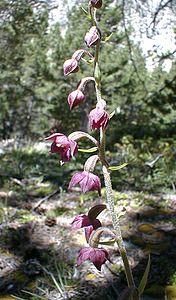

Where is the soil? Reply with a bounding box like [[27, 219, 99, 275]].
[[0, 189, 176, 300]]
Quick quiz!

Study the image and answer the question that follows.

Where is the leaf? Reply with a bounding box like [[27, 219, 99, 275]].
[[98, 239, 115, 245], [104, 32, 113, 42], [78, 147, 98, 153], [81, 6, 89, 15], [81, 6, 92, 20], [109, 110, 115, 119], [138, 254, 151, 296], [88, 204, 106, 219], [109, 162, 129, 171], [109, 107, 121, 119]]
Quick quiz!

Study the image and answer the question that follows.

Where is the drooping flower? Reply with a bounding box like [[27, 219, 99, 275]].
[[68, 171, 101, 195], [45, 133, 78, 163], [77, 247, 111, 270], [67, 89, 85, 110], [90, 0, 102, 9], [89, 105, 109, 129], [71, 214, 102, 241], [85, 26, 100, 47], [63, 58, 79, 76]]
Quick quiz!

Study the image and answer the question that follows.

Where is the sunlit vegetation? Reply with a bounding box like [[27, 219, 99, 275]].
[[0, 0, 176, 299]]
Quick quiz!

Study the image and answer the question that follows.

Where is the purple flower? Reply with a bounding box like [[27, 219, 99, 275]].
[[67, 89, 85, 110], [84, 225, 97, 242], [90, 0, 102, 9], [77, 247, 111, 270], [89, 106, 109, 129], [71, 214, 102, 241], [68, 171, 101, 195], [85, 26, 100, 47], [45, 133, 78, 163], [63, 58, 79, 76]]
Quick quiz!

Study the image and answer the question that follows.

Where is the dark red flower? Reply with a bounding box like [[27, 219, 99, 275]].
[[77, 247, 111, 270], [68, 171, 101, 195], [71, 214, 101, 241], [89, 106, 109, 129], [67, 89, 85, 110], [63, 58, 79, 76], [90, 0, 102, 9], [45, 133, 78, 163], [85, 26, 100, 47]]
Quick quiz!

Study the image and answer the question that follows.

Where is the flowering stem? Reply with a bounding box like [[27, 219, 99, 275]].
[[102, 163, 135, 287], [92, 8, 138, 296]]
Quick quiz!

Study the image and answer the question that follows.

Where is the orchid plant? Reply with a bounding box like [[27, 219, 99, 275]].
[[46, 1, 150, 299]]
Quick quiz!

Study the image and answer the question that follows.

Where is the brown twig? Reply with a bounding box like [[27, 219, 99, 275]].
[[33, 189, 60, 211]]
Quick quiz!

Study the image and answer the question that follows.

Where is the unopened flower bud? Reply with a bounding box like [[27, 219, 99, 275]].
[[63, 58, 79, 76], [90, 0, 102, 9], [85, 26, 100, 48], [67, 89, 85, 110]]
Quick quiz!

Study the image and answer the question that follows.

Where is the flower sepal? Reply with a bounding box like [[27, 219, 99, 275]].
[[88, 204, 106, 220], [68, 131, 98, 146]]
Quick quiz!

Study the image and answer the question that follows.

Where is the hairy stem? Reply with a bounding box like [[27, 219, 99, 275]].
[[93, 7, 137, 295], [102, 163, 135, 288]]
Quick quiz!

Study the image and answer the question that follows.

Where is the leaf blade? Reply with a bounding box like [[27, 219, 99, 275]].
[[78, 147, 98, 153], [138, 254, 151, 295], [109, 162, 129, 171]]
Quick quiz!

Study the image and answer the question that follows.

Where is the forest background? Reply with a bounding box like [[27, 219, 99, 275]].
[[0, 0, 176, 192]]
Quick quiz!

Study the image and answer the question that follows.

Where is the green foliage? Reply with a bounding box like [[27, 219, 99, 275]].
[[0, 0, 175, 191], [0, 145, 78, 193], [109, 136, 176, 192], [0, 0, 50, 138]]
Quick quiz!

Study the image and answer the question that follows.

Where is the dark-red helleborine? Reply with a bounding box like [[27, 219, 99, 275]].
[[90, 0, 102, 9], [71, 214, 102, 241], [67, 89, 85, 110], [85, 26, 100, 47], [68, 171, 101, 195], [77, 247, 111, 270], [63, 58, 79, 76], [45, 133, 78, 163], [89, 106, 109, 129]]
